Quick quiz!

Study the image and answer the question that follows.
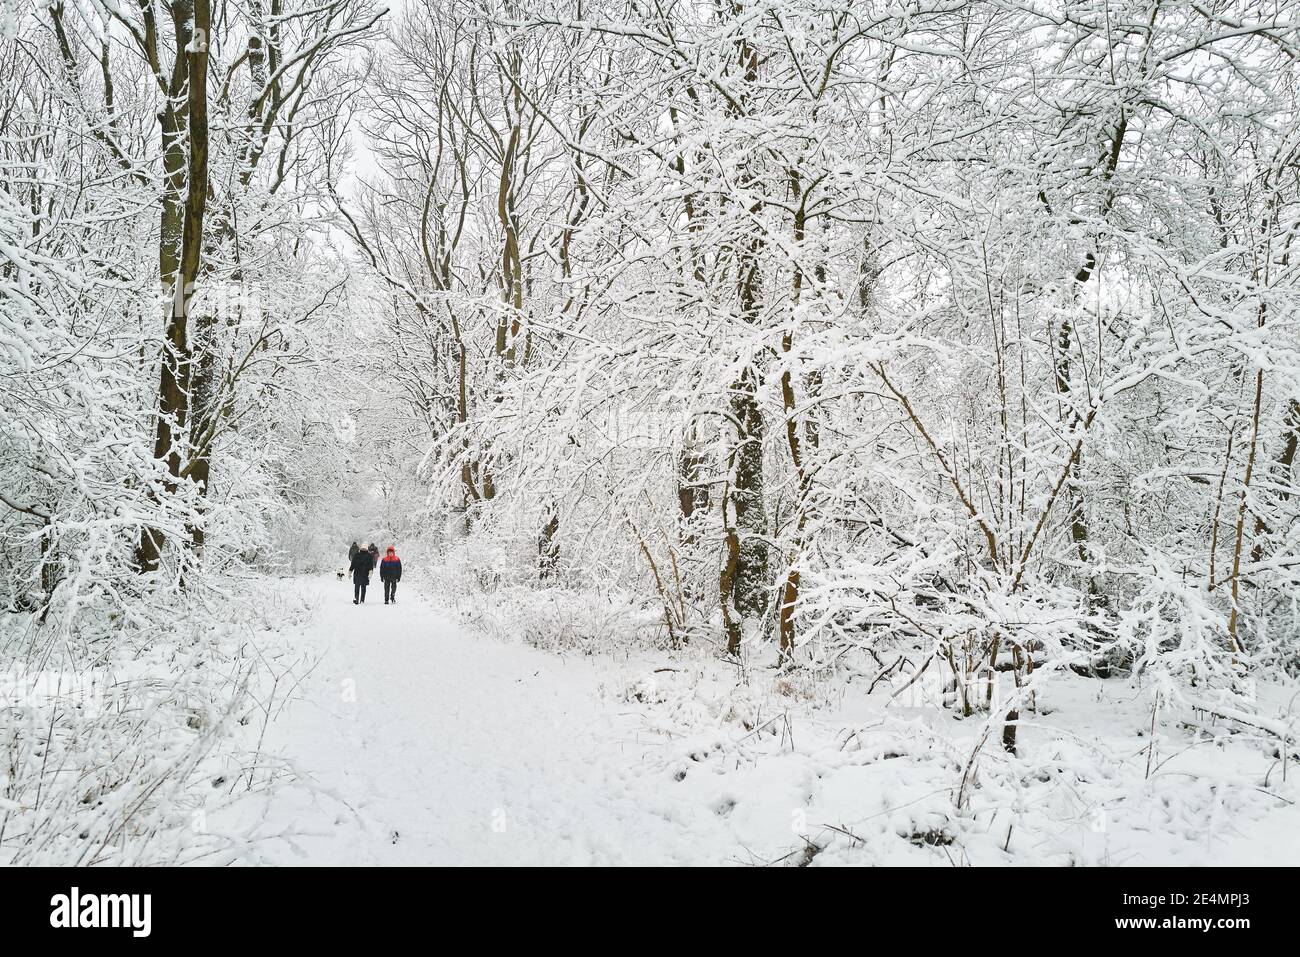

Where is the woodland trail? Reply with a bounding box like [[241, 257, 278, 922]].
[[246, 576, 706, 865]]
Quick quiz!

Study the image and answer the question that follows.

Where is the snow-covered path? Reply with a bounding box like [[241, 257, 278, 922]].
[[244, 576, 699, 866]]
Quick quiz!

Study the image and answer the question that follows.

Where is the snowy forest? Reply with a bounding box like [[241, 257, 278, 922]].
[[2, 0, 1299, 867]]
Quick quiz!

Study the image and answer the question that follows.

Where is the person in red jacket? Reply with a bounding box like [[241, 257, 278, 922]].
[[379, 546, 402, 604]]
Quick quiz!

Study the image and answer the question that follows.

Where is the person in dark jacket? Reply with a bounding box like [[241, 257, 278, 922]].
[[348, 541, 360, 562], [349, 546, 375, 604], [367, 542, 379, 567], [379, 547, 402, 604]]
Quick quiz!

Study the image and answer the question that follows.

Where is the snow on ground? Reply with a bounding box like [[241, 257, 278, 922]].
[[219, 574, 1300, 866], [221, 575, 719, 865]]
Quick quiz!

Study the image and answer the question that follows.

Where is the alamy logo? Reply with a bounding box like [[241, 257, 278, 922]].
[[49, 887, 151, 938]]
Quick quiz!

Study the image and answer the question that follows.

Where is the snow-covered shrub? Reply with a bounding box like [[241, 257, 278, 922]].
[[0, 579, 307, 865], [417, 527, 661, 651]]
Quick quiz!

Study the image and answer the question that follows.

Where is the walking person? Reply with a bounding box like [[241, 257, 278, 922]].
[[380, 546, 402, 605], [349, 544, 375, 604], [367, 542, 379, 567], [348, 541, 360, 563]]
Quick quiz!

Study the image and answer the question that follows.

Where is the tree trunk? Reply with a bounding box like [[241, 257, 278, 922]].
[[1053, 314, 1092, 571], [720, 523, 743, 656], [1250, 398, 1299, 565], [727, 363, 769, 622], [539, 506, 560, 579], [137, 0, 211, 572], [678, 433, 709, 539], [718, 0, 769, 631]]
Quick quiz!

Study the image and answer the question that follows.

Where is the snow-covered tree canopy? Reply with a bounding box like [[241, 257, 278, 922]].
[[344, 0, 1300, 683]]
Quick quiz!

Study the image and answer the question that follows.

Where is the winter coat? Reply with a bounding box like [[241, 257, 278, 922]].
[[348, 543, 360, 562], [367, 545, 380, 564], [380, 555, 402, 582], [349, 549, 375, 583]]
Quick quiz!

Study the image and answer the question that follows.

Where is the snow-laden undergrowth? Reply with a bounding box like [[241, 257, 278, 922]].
[[608, 663, 1300, 865], [0, 578, 316, 865], [429, 537, 666, 654]]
